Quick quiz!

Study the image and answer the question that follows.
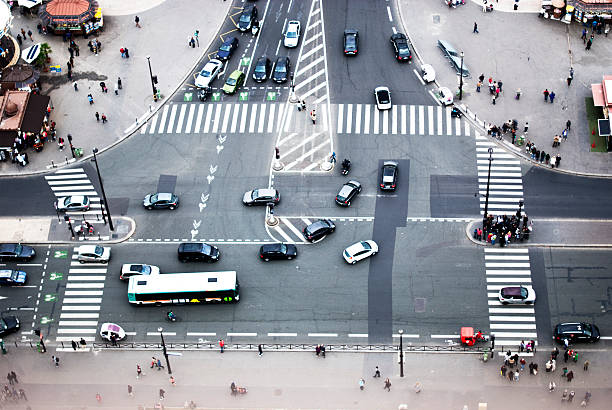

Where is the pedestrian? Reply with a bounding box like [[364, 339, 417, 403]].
[[124, 48, 129, 58], [564, 349, 569, 363], [258, 344, 263, 356], [374, 366, 381, 377], [75, 43, 80, 56], [219, 339, 225, 353], [514, 371, 520, 382], [99, 81, 106, 92], [315, 344, 321, 356], [20, 28, 26, 39], [508, 370, 514, 381], [53, 356, 59, 367], [73, 81, 78, 91], [520, 340, 525, 352], [384, 378, 391, 391], [473, 22, 478, 33], [159, 388, 165, 400], [492, 95, 496, 105], [549, 91, 555, 103], [120, 47, 125, 58], [479, 73, 485, 83], [19, 388, 27, 401], [69, 47, 74, 58], [114, 83, 119, 95], [310, 109, 316, 124], [7, 373, 13, 385], [359, 378, 365, 390], [170, 376, 176, 386], [586, 38, 592, 50], [101, 114, 107, 123], [321, 344, 326, 357], [135, 16, 141, 27], [555, 155, 561, 168], [118, 77, 122, 89], [500, 364, 507, 377], [157, 359, 163, 370], [520, 358, 526, 371], [476, 81, 481, 92], [552, 346, 559, 360], [151, 357, 157, 368], [58, 136, 65, 150], [567, 370, 574, 382], [27, 30, 33, 41], [127, 384, 134, 396], [562, 128, 568, 141], [524, 122, 529, 133], [71, 340, 77, 350], [490, 334, 495, 351], [88, 94, 94, 104], [528, 362, 534, 374], [545, 153, 550, 164], [10, 371, 18, 384], [567, 76, 572, 86], [95, 112, 100, 122], [498, 81, 503, 92], [581, 28, 587, 42], [540, 150, 545, 163], [96, 393, 102, 403], [136, 364, 142, 378], [566, 119, 571, 131], [543, 89, 550, 101], [300, 100, 306, 112]]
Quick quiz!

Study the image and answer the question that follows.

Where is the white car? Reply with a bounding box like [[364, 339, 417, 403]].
[[498, 286, 536, 305], [421, 64, 436, 83], [343, 240, 378, 264], [284, 20, 301, 48], [194, 59, 223, 88], [438, 86, 453, 105], [120, 264, 160, 281], [100, 323, 126, 341], [76, 245, 111, 264], [374, 86, 391, 110], [56, 195, 90, 212]]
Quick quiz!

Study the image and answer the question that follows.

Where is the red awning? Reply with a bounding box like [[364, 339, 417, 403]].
[[592, 83, 606, 107]]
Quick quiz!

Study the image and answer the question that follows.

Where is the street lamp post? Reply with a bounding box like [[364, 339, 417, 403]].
[[67, 134, 75, 159], [146, 55, 157, 101], [158, 327, 172, 375], [482, 147, 494, 232], [398, 329, 404, 377], [91, 148, 114, 231], [459, 51, 465, 100]]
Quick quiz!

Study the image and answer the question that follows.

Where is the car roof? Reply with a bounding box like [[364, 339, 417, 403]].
[[501, 286, 525, 296], [205, 59, 222, 68], [375, 86, 390, 93], [276, 56, 288, 63], [0, 270, 15, 277], [255, 188, 277, 197], [0, 244, 17, 251], [383, 161, 398, 168], [262, 243, 283, 251], [223, 37, 237, 44], [156, 193, 173, 201], [67, 195, 86, 202], [347, 180, 361, 187], [344, 29, 358, 35], [230, 70, 244, 79], [77, 245, 98, 253], [392, 33, 407, 40], [288, 21, 300, 28]]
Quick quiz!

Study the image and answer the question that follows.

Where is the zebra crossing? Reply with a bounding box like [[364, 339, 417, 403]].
[[268, 216, 374, 244], [475, 134, 523, 216], [485, 248, 537, 348], [55, 248, 108, 345], [44, 168, 104, 219]]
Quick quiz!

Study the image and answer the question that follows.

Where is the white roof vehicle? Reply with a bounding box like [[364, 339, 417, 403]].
[[498, 286, 536, 305], [343, 240, 379, 264], [421, 64, 436, 83], [76, 245, 111, 264], [438, 86, 453, 105], [284, 20, 301, 48], [100, 323, 126, 341], [374, 86, 391, 110], [195, 59, 223, 88]]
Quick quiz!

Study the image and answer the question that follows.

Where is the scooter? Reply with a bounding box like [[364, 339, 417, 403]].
[[341, 159, 351, 175], [231, 382, 247, 395], [198, 86, 212, 102], [166, 312, 178, 322], [450, 107, 462, 118], [251, 20, 260, 36]]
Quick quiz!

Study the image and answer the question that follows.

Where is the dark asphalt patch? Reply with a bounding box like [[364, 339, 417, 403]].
[[528, 248, 553, 343], [430, 175, 479, 217], [157, 174, 177, 194]]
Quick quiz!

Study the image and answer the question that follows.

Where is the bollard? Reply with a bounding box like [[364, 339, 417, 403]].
[[65, 156, 69, 164], [0, 338, 6, 354], [51, 160, 55, 168]]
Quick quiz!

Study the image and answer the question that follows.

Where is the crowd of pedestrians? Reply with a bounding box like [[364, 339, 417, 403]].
[[476, 213, 532, 246], [2, 372, 27, 405]]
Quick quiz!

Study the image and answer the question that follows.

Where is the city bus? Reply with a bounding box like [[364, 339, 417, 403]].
[[127, 271, 239, 305]]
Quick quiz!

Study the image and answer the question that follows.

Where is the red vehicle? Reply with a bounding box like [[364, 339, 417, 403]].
[[460, 327, 489, 346]]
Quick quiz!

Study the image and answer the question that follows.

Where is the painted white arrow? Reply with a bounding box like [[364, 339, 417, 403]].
[[209, 165, 218, 174], [193, 220, 202, 230], [190, 229, 198, 240], [216, 145, 224, 154], [200, 194, 209, 203], [0, 296, 7, 300], [207, 175, 215, 184], [218, 135, 227, 144]]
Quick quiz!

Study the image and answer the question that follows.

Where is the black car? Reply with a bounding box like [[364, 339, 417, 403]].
[[0, 315, 20, 338], [390, 33, 412, 62], [272, 56, 290, 83], [259, 243, 298, 261], [238, 5, 258, 32], [380, 161, 398, 191], [303, 219, 335, 242], [252, 56, 272, 82], [216, 37, 239, 61], [143, 192, 179, 210], [343, 29, 358, 55], [0, 243, 35, 262], [335, 180, 362, 206], [553, 322, 600, 345], [178, 243, 220, 263]]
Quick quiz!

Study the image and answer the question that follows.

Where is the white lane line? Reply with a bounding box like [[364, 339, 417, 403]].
[[308, 333, 338, 337], [203, 104, 214, 133], [68, 269, 108, 274], [272, 225, 295, 243], [300, 81, 326, 100], [158, 105, 169, 133], [278, 132, 298, 147], [401, 104, 406, 135], [428, 105, 434, 135], [166, 104, 178, 133], [485, 248, 529, 253], [485, 270, 531, 276], [148, 113, 159, 134], [348, 334, 368, 338], [346, 104, 352, 134], [294, 69, 325, 91], [58, 321, 99, 327], [186, 332, 216, 336], [184, 104, 196, 133], [54, 168, 84, 173], [386, 5, 393, 21], [56, 336, 95, 342], [57, 329, 97, 334], [249, 103, 258, 133], [268, 333, 298, 337], [409, 105, 415, 134], [355, 104, 362, 134], [489, 316, 536, 322], [60, 313, 100, 318], [46, 179, 91, 185], [445, 107, 452, 135], [488, 307, 535, 314], [62, 298, 102, 304], [364, 104, 371, 134], [258, 104, 266, 133], [373, 108, 380, 134], [194, 104, 205, 133], [391, 105, 397, 135], [221, 103, 232, 133], [227, 332, 257, 337], [485, 262, 531, 268], [337, 104, 344, 134], [303, 31, 322, 46], [267, 104, 276, 133], [64, 290, 103, 296], [321, 103, 328, 132], [296, 55, 324, 77], [239, 103, 249, 133], [485, 255, 530, 260], [211, 103, 222, 134], [283, 103, 294, 132], [66, 283, 104, 289], [147, 331, 177, 336], [418, 105, 425, 135], [464, 120, 470, 136], [175, 104, 187, 133], [230, 103, 240, 133], [437, 105, 443, 135], [490, 323, 537, 330], [382, 109, 389, 134], [491, 332, 537, 338], [281, 218, 304, 239], [300, 43, 324, 62], [392, 333, 420, 338], [45, 174, 88, 180], [61, 305, 101, 311], [455, 117, 461, 136], [430, 334, 459, 339]]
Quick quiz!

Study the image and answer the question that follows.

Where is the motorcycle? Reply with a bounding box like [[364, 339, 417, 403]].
[[341, 159, 351, 175], [251, 19, 260, 36], [231, 382, 247, 395], [198, 86, 212, 102], [166, 311, 178, 322], [450, 107, 462, 118]]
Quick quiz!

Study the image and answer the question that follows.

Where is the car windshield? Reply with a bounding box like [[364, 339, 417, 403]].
[[240, 14, 251, 23], [275, 64, 286, 73], [345, 36, 356, 48], [226, 78, 236, 86], [377, 91, 390, 103], [220, 44, 231, 52], [360, 241, 371, 250], [583, 324, 592, 336], [139, 265, 151, 274], [255, 64, 267, 73], [150, 194, 159, 202], [383, 167, 394, 176], [94, 245, 104, 256], [14, 244, 22, 254], [287, 31, 297, 38], [279, 244, 287, 253], [201, 69, 211, 77], [398, 47, 410, 56]]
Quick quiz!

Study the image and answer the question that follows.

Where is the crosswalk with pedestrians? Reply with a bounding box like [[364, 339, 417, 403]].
[[44, 168, 104, 220], [484, 248, 537, 349], [55, 248, 108, 345], [475, 134, 523, 216]]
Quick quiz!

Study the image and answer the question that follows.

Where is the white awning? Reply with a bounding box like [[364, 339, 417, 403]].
[[21, 43, 40, 64], [18, 0, 42, 8]]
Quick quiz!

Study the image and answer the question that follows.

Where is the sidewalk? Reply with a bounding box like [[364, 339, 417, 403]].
[[2, 346, 611, 409], [400, 0, 612, 177], [0, 0, 232, 176]]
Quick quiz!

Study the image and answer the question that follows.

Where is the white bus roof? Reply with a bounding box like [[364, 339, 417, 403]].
[[128, 271, 237, 294]]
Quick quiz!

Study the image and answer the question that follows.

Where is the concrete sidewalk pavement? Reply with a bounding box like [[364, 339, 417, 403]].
[[2, 346, 611, 409], [400, 0, 612, 177], [0, 0, 231, 176]]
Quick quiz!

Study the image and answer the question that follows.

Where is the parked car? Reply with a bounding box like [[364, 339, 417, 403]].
[[437, 39, 470, 77], [76, 245, 111, 263], [143, 193, 179, 210], [343, 240, 378, 264], [56, 195, 90, 212], [272, 56, 290, 83], [0, 243, 35, 262], [0, 314, 20, 338], [178, 242, 220, 262], [390, 33, 412, 61], [237, 5, 258, 32], [252, 56, 272, 82], [303, 219, 335, 242], [284, 20, 301, 47], [421, 64, 436, 83], [380, 161, 398, 191], [120, 264, 160, 281], [343, 29, 359, 55], [553, 322, 600, 345], [335, 180, 362, 207], [437, 86, 453, 106], [374, 86, 391, 110], [195, 59, 223, 88], [243, 188, 280, 206], [0, 269, 27, 286], [223, 70, 245, 95], [259, 243, 298, 261], [216, 37, 239, 61], [498, 286, 536, 305]]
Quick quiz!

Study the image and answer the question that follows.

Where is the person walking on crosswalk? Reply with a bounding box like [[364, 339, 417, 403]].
[[310, 109, 316, 125]]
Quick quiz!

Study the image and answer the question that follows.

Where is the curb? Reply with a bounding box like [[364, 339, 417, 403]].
[[0, 2, 233, 178], [464, 219, 612, 248], [396, 0, 612, 179]]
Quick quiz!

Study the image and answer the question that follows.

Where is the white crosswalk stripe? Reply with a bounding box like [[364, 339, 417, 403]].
[[269, 216, 375, 244], [55, 249, 108, 343], [44, 168, 103, 219]]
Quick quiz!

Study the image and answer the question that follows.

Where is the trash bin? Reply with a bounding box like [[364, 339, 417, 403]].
[[74, 148, 83, 158]]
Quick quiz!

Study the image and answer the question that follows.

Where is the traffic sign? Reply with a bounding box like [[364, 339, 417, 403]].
[[266, 91, 277, 101], [49, 272, 63, 281], [211, 92, 221, 102], [54, 250, 68, 258], [184, 92, 193, 102], [44, 294, 57, 302], [240, 57, 251, 67], [239, 92, 249, 101], [40, 317, 54, 324]]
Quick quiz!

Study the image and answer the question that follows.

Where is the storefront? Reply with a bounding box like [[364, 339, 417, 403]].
[[38, 0, 102, 37], [568, 0, 612, 24], [591, 75, 612, 151]]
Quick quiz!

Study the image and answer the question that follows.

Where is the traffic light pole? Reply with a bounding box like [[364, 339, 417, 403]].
[[146, 55, 158, 101]]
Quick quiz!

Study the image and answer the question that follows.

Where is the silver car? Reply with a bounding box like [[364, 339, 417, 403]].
[[56, 195, 90, 212], [284, 20, 300, 48], [498, 286, 536, 305], [76, 245, 111, 264], [195, 59, 223, 88]]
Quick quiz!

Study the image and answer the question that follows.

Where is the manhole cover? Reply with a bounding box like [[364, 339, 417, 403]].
[[414, 297, 426, 313], [433, 14, 440, 24]]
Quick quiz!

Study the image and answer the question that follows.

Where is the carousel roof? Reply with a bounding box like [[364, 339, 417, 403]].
[[39, 0, 99, 25]]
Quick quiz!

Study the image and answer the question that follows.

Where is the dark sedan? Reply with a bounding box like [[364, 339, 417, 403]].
[[237, 5, 258, 32], [380, 161, 398, 191], [343, 29, 358, 55], [252, 56, 272, 82], [335, 180, 361, 206], [0, 244, 35, 262], [390, 33, 412, 62], [303, 219, 335, 242], [143, 192, 179, 210], [216, 37, 239, 61], [259, 243, 298, 261], [0, 270, 27, 286], [553, 322, 600, 345], [272, 56, 290, 83], [0, 315, 20, 338]]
